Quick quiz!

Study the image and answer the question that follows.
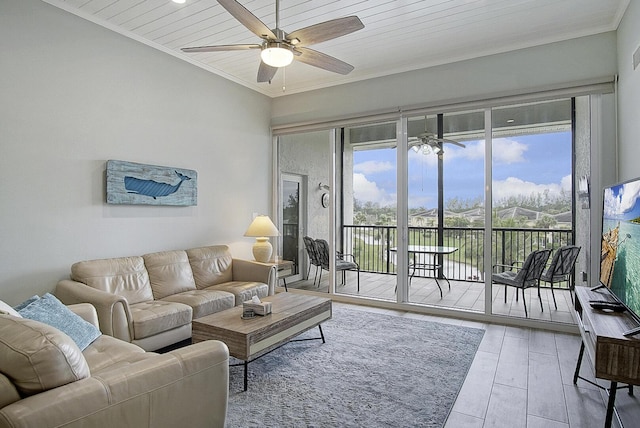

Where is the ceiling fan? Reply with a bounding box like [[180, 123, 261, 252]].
[[181, 0, 364, 83], [409, 133, 466, 159]]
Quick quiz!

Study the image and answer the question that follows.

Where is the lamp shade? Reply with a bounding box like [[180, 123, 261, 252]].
[[244, 215, 280, 237], [244, 215, 280, 263], [260, 44, 294, 68]]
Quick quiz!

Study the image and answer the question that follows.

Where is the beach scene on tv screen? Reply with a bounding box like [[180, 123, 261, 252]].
[[601, 179, 640, 314]]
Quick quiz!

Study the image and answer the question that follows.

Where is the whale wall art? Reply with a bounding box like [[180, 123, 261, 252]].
[[106, 160, 197, 206]]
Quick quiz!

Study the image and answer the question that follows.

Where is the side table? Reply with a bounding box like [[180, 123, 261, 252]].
[[270, 258, 294, 291]]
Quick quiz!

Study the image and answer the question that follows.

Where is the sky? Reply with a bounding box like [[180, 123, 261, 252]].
[[603, 179, 640, 221], [353, 132, 572, 209]]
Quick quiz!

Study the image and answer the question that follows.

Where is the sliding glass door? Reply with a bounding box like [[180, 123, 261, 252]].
[[341, 120, 398, 300], [274, 96, 579, 325], [405, 110, 486, 311], [490, 99, 574, 321], [277, 130, 332, 292]]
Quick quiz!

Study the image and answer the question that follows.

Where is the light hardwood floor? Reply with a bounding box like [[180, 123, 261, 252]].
[[334, 302, 635, 428]]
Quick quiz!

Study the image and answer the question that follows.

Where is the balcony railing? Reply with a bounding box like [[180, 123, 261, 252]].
[[343, 225, 573, 284]]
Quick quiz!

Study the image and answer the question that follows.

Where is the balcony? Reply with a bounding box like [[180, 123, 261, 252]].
[[285, 225, 576, 323]]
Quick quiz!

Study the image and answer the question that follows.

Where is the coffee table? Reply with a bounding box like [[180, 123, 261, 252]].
[[192, 292, 332, 391]]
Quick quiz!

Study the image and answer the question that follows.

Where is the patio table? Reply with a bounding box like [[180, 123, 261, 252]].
[[391, 246, 458, 298]]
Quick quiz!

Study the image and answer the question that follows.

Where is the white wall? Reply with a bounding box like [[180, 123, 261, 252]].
[[278, 131, 331, 240], [617, 0, 640, 182], [272, 32, 617, 126], [0, 0, 272, 304]]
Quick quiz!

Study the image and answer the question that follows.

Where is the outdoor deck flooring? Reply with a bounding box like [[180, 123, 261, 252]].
[[285, 270, 576, 324]]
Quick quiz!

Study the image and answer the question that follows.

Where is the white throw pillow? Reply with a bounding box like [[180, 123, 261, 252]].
[[0, 300, 21, 318]]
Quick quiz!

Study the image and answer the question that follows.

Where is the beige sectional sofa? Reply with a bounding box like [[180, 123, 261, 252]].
[[0, 303, 229, 428], [56, 245, 275, 351]]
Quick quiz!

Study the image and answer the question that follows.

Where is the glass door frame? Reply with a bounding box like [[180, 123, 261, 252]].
[[279, 172, 305, 283]]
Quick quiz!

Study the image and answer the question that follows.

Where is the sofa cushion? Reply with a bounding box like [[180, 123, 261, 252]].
[[207, 281, 269, 305], [187, 245, 234, 289], [82, 335, 151, 373], [161, 289, 235, 319], [143, 250, 197, 300], [129, 301, 192, 340], [0, 373, 21, 408], [17, 293, 101, 351], [71, 256, 154, 305], [0, 314, 90, 396]]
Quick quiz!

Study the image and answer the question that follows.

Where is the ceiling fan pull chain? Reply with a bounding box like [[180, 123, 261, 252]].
[[282, 66, 286, 92]]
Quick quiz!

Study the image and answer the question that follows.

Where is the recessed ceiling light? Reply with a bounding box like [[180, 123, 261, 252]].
[[507, 119, 515, 123], [172, 0, 186, 4]]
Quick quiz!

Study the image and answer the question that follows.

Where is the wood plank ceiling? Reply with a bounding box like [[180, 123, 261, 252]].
[[43, 0, 629, 98]]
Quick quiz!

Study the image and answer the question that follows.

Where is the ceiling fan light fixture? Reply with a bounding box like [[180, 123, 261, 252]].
[[261, 44, 293, 67]]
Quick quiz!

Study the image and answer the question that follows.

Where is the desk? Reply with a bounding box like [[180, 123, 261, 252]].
[[391, 246, 458, 298]]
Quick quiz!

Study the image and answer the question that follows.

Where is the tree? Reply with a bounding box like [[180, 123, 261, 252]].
[[535, 215, 558, 229]]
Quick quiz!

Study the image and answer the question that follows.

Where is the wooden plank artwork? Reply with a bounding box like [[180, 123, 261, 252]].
[[106, 160, 197, 206]]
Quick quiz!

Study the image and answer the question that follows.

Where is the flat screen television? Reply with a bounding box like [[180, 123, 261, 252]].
[[596, 176, 640, 335]]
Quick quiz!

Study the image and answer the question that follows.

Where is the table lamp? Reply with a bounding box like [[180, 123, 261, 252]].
[[244, 215, 280, 262]]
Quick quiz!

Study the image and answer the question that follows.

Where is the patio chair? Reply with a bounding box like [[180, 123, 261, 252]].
[[540, 245, 581, 308], [491, 248, 552, 317], [315, 239, 360, 292], [303, 236, 322, 285]]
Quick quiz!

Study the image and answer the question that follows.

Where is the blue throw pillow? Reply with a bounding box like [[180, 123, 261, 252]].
[[12, 295, 40, 312], [17, 293, 101, 351]]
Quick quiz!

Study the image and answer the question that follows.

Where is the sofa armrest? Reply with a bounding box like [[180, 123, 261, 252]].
[[55, 280, 134, 342], [0, 341, 229, 428], [231, 258, 277, 295], [67, 303, 100, 328]]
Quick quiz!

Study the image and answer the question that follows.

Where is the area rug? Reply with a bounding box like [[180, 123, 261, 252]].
[[226, 306, 484, 428]]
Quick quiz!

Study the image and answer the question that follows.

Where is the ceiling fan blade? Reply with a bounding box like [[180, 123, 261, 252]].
[[420, 136, 466, 148], [257, 61, 278, 83], [294, 47, 354, 75], [417, 132, 466, 148], [217, 0, 277, 40], [181, 44, 261, 53], [447, 140, 466, 148], [288, 16, 364, 47]]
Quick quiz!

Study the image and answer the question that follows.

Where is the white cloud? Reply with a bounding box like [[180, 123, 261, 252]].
[[427, 138, 527, 164], [354, 160, 395, 175], [560, 174, 572, 192], [604, 180, 640, 217], [620, 180, 640, 213], [353, 173, 396, 207], [492, 138, 528, 164], [492, 176, 568, 202]]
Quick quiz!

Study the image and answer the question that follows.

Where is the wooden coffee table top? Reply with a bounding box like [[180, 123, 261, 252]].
[[192, 292, 332, 360]]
